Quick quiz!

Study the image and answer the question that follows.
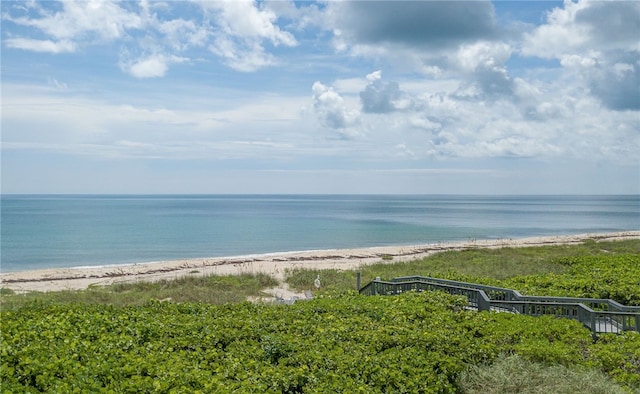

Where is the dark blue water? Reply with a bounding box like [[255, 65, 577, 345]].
[[1, 195, 638, 272]]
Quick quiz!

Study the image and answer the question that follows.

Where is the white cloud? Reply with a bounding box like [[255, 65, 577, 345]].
[[1, 1, 638, 194], [612, 63, 635, 80], [3, 0, 143, 42], [522, 0, 640, 110], [457, 41, 510, 72], [157, 18, 209, 51], [207, 0, 295, 45], [410, 116, 442, 132], [263, 0, 324, 31], [318, 68, 638, 164], [311, 81, 360, 133], [366, 70, 382, 82], [521, 0, 591, 58], [128, 56, 169, 79], [359, 70, 412, 113], [210, 36, 278, 72], [523, 0, 640, 57], [4, 38, 76, 53], [559, 53, 598, 69], [203, 0, 297, 72], [121, 54, 188, 79], [2, 0, 301, 74], [331, 77, 368, 94], [455, 41, 514, 97]]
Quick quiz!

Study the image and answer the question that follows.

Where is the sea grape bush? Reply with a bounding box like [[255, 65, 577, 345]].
[[590, 333, 640, 387], [409, 254, 640, 307], [2, 252, 639, 392], [2, 292, 639, 393], [497, 254, 640, 305]]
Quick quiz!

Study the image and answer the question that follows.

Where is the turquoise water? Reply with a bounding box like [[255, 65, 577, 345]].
[[1, 195, 638, 272]]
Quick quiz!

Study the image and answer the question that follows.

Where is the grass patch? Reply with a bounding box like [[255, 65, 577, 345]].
[[286, 239, 640, 294], [459, 353, 626, 394], [0, 273, 278, 310], [285, 268, 356, 293], [0, 288, 16, 296]]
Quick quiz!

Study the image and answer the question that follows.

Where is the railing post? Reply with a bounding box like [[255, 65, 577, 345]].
[[356, 272, 361, 291]]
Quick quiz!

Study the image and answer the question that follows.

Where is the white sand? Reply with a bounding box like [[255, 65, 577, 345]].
[[1, 231, 638, 294]]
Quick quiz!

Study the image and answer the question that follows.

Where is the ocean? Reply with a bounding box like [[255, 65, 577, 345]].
[[1, 195, 638, 273]]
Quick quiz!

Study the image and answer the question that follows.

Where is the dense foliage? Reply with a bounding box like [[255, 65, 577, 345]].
[[2, 240, 639, 392], [499, 255, 640, 306], [2, 292, 639, 393]]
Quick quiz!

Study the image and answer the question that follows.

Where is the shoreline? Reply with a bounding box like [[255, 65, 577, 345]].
[[1, 231, 638, 293]]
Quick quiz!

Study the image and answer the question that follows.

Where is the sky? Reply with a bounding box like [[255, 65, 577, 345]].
[[1, 0, 639, 195]]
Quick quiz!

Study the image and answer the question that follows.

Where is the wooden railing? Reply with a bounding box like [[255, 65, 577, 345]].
[[358, 276, 640, 334]]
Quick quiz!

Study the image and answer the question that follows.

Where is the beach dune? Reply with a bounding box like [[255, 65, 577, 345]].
[[1, 231, 638, 293]]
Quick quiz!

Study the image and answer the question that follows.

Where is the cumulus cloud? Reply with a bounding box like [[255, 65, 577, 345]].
[[587, 54, 640, 111], [312, 81, 359, 132], [524, 0, 640, 57], [456, 41, 514, 98], [522, 0, 640, 110], [359, 70, 412, 113], [203, 0, 297, 72], [156, 18, 209, 51], [308, 72, 574, 160], [4, 1, 638, 170], [2, 0, 142, 42], [323, 1, 517, 102], [574, 1, 640, 51], [2, 0, 301, 74], [328, 1, 498, 48], [120, 54, 189, 79], [207, 1, 296, 45]]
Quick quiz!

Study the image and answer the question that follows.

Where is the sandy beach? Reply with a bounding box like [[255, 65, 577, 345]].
[[1, 231, 638, 294]]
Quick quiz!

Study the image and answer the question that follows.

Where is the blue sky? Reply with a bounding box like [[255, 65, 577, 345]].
[[2, 0, 639, 194]]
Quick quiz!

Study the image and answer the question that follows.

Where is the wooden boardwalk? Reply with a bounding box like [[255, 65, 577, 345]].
[[359, 276, 640, 334]]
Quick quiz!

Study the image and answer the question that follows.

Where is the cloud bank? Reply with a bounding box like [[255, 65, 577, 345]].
[[1, 0, 638, 193]]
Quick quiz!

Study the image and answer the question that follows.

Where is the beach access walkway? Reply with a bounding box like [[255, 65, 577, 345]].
[[359, 276, 640, 335]]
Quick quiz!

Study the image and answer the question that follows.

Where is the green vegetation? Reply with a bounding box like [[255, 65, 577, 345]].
[[286, 239, 640, 301], [1, 239, 639, 392], [0, 287, 15, 296], [459, 353, 626, 394], [0, 273, 278, 311], [3, 292, 639, 393], [498, 254, 640, 305]]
